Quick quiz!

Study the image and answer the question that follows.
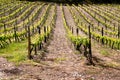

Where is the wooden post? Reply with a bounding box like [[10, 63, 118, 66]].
[[34, 45, 37, 55], [76, 27, 79, 36], [4, 23, 6, 34], [44, 26, 46, 33], [44, 26, 47, 43], [88, 25, 93, 65], [37, 26, 41, 34], [101, 27, 104, 44], [47, 26, 49, 39], [14, 24, 17, 42], [28, 25, 32, 59], [25, 24, 28, 38], [37, 26, 42, 50], [32, 24, 34, 34]]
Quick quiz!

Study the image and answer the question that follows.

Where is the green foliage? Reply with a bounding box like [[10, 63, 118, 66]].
[[100, 49, 109, 56], [61, 4, 89, 50], [0, 40, 27, 64], [31, 4, 54, 46], [73, 4, 120, 50]]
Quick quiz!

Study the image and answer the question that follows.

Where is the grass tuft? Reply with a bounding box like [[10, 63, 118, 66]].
[[0, 40, 28, 64], [100, 49, 109, 56], [54, 57, 66, 63]]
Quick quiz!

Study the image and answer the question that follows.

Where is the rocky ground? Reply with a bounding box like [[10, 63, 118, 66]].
[[0, 5, 120, 80]]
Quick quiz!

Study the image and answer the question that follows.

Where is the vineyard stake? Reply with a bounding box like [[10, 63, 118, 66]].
[[88, 25, 93, 65], [37, 26, 42, 50], [76, 27, 79, 36], [44, 26, 47, 43], [32, 24, 34, 34], [4, 23, 6, 34], [37, 26, 41, 34], [34, 45, 37, 55], [14, 24, 17, 42], [28, 25, 32, 59], [101, 27, 104, 44], [23, 21, 26, 37]]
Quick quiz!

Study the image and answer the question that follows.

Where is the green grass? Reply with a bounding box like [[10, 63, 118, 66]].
[[54, 57, 66, 63], [0, 40, 28, 64], [100, 49, 109, 56]]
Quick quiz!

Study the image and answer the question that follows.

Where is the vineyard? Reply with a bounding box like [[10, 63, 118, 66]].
[[0, 0, 120, 80]]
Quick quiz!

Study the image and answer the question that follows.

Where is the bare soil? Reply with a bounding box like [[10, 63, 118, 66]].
[[0, 5, 120, 80]]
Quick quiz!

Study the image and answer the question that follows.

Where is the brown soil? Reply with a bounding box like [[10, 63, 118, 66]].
[[0, 5, 120, 80]]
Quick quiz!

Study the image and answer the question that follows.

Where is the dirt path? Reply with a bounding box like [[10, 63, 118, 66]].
[[17, 5, 83, 80], [39, 5, 81, 78], [0, 4, 120, 80], [43, 5, 76, 63]]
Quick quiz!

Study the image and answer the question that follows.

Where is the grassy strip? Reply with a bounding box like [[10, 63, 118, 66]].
[[0, 40, 28, 64]]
